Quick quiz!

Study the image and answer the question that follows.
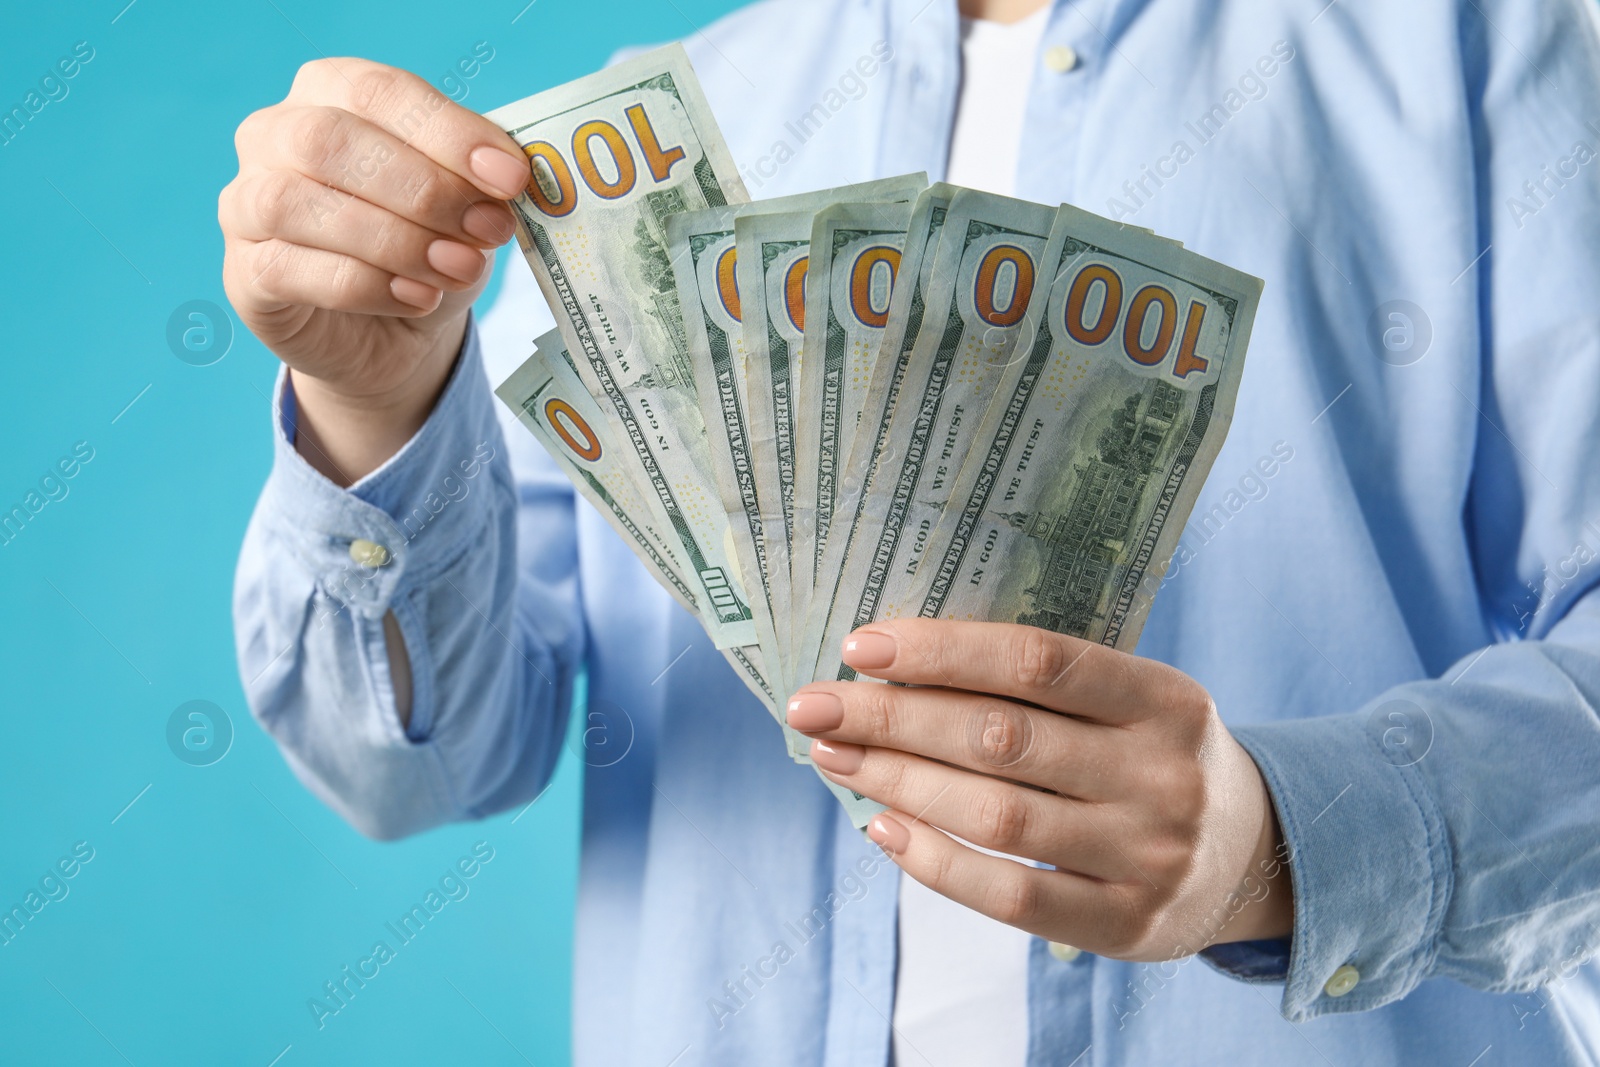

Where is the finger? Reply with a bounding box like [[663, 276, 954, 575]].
[[286, 58, 529, 200], [244, 106, 510, 244], [865, 809, 1130, 952], [788, 683, 1129, 799], [225, 237, 442, 319], [840, 618, 1194, 723], [222, 171, 492, 293], [810, 739, 1130, 878]]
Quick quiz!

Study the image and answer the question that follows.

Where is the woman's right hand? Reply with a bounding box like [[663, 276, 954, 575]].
[[219, 57, 529, 483]]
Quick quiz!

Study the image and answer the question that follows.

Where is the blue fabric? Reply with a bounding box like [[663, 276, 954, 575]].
[[233, 0, 1600, 1063]]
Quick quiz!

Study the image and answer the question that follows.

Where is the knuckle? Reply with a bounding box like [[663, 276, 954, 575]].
[[922, 840, 958, 894], [970, 697, 1030, 768], [400, 167, 452, 223], [350, 66, 407, 119], [974, 787, 1031, 851], [234, 106, 275, 160], [369, 215, 416, 269], [986, 870, 1042, 927], [857, 688, 898, 746], [289, 107, 349, 169], [248, 240, 294, 297], [250, 171, 299, 231], [874, 753, 909, 804], [292, 58, 328, 89], [1012, 627, 1068, 692], [217, 180, 237, 231], [324, 254, 366, 305]]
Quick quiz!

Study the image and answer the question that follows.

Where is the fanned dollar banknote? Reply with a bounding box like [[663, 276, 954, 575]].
[[487, 44, 759, 653], [663, 175, 926, 714], [488, 47, 1263, 825]]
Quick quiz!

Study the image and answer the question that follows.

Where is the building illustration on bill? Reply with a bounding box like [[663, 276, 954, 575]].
[[999, 379, 1186, 636]]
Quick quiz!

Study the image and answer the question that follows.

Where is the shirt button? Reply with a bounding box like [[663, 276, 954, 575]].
[[1043, 45, 1080, 74], [1323, 964, 1360, 998], [349, 538, 390, 568], [1048, 942, 1082, 962]]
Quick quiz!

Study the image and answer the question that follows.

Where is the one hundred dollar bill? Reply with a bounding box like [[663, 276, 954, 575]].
[[666, 204, 790, 708], [486, 43, 759, 651], [789, 184, 956, 684], [886, 206, 1263, 654], [666, 176, 924, 714], [791, 199, 917, 643], [734, 180, 927, 609], [805, 189, 1058, 684], [496, 331, 775, 710], [734, 208, 809, 652]]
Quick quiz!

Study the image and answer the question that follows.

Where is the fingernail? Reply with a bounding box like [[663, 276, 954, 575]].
[[470, 145, 529, 199], [427, 239, 486, 283], [868, 813, 911, 856], [810, 738, 865, 775], [786, 692, 844, 733], [462, 202, 515, 244], [841, 630, 897, 671], [391, 276, 442, 310]]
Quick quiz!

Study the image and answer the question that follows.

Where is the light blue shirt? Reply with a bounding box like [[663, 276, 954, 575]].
[[233, 0, 1600, 1063]]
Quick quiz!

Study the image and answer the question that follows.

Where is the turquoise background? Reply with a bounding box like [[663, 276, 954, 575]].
[[0, 1, 740, 1063]]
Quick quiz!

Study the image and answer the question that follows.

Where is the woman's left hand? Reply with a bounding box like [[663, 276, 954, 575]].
[[787, 619, 1294, 961]]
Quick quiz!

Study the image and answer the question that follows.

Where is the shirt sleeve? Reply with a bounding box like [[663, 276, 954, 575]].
[[1201, 0, 1600, 1022], [232, 316, 583, 840]]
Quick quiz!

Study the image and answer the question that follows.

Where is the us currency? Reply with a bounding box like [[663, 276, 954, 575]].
[[666, 176, 925, 711], [790, 200, 915, 645], [884, 206, 1262, 658], [496, 330, 775, 710], [804, 189, 1059, 685], [733, 180, 927, 659], [486, 43, 760, 652], [785, 184, 955, 685], [733, 208, 808, 640]]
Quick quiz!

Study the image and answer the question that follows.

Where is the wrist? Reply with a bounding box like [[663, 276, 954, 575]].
[[1210, 781, 1295, 947], [291, 318, 468, 486]]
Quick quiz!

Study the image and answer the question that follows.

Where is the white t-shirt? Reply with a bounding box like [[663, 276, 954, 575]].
[[891, 9, 1050, 1067]]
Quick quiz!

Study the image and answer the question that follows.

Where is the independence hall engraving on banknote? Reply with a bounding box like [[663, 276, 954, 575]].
[[1007, 380, 1185, 636]]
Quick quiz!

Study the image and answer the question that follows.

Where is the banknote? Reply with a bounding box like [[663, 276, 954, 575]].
[[667, 176, 925, 710], [666, 205, 791, 709], [733, 178, 928, 634], [885, 206, 1263, 655], [790, 200, 916, 647], [805, 189, 1059, 684], [734, 208, 808, 650], [487, 43, 759, 651], [497, 331, 775, 710], [783, 184, 956, 685]]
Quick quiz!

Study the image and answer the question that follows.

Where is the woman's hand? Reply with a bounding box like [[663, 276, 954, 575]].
[[788, 619, 1293, 961], [220, 58, 527, 483]]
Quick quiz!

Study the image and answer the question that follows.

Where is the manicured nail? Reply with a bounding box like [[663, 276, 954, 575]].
[[427, 239, 486, 283], [469, 145, 529, 199], [841, 630, 897, 671], [868, 813, 910, 856], [810, 738, 865, 775], [391, 276, 442, 310], [461, 202, 515, 244], [786, 692, 844, 733]]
